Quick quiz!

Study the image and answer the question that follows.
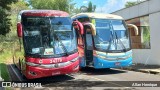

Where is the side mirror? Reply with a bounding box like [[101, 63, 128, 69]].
[[127, 24, 138, 35], [17, 22, 23, 37], [73, 21, 84, 35], [84, 23, 96, 36]]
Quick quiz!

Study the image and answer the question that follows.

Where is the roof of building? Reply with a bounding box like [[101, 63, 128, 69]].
[[20, 10, 69, 17], [72, 13, 123, 20]]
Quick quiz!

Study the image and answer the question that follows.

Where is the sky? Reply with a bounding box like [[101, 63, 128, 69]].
[[72, 0, 139, 13]]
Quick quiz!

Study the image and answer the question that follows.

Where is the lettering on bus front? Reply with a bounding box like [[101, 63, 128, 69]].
[[50, 58, 63, 63], [38, 58, 63, 64]]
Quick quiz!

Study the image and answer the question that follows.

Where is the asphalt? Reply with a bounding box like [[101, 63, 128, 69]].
[[1, 64, 160, 90]]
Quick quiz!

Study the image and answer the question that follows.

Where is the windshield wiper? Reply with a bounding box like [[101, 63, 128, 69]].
[[114, 32, 126, 52], [53, 32, 69, 56], [48, 18, 69, 56], [106, 31, 114, 52]]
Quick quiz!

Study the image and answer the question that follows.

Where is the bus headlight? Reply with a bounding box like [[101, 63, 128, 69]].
[[70, 57, 79, 62], [26, 62, 40, 66], [59, 61, 71, 67], [95, 51, 107, 59]]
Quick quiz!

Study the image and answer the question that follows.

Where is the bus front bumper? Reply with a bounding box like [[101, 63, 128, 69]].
[[24, 60, 79, 79], [94, 57, 132, 69]]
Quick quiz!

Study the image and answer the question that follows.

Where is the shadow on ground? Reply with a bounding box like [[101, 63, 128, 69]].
[[79, 67, 127, 75]]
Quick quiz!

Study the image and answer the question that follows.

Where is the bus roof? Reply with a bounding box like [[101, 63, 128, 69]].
[[20, 10, 69, 17], [72, 13, 123, 20]]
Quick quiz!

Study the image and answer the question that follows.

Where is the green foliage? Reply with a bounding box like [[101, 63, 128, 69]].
[[87, 1, 96, 12], [0, 0, 17, 10], [125, 1, 137, 8], [0, 8, 11, 36], [143, 26, 150, 44], [10, 0, 30, 15], [0, 0, 17, 36], [80, 1, 96, 12], [0, 0, 27, 63], [29, 0, 74, 13], [0, 63, 11, 81]]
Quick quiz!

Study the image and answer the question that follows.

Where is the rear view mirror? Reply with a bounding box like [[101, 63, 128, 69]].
[[127, 24, 138, 35], [73, 21, 84, 35], [84, 23, 96, 36], [17, 22, 23, 37]]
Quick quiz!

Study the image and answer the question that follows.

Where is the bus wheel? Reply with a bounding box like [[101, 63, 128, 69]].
[[79, 67, 85, 70]]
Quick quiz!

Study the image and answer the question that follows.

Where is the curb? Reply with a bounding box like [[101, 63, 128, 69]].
[[121, 67, 160, 75]]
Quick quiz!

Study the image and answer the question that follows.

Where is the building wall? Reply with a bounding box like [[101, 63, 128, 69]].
[[112, 0, 160, 65], [149, 12, 160, 65]]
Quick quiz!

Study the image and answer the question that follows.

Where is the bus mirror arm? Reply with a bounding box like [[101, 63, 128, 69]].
[[17, 22, 23, 37], [127, 24, 138, 35], [73, 21, 84, 35], [84, 23, 96, 36]]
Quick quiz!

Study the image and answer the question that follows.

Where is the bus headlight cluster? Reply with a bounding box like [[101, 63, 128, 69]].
[[26, 62, 40, 66], [95, 51, 132, 60], [70, 56, 79, 62]]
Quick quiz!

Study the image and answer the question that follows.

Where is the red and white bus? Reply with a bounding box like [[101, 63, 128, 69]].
[[14, 10, 79, 79]]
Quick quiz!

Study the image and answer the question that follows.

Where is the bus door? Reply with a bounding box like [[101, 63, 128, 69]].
[[84, 26, 93, 66]]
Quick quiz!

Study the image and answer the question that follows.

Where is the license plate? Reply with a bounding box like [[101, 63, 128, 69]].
[[115, 62, 121, 66]]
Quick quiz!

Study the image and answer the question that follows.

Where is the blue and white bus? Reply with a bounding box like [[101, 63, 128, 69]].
[[72, 13, 138, 69]]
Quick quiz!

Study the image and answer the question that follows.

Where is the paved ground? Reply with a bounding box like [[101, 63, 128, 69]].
[[5, 64, 160, 90], [121, 63, 160, 74]]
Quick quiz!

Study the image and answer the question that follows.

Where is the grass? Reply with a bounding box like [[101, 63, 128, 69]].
[[0, 63, 10, 81], [0, 15, 19, 82], [0, 33, 18, 82]]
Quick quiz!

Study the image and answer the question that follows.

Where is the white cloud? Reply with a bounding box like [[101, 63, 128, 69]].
[[83, 0, 88, 4], [95, 0, 138, 13]]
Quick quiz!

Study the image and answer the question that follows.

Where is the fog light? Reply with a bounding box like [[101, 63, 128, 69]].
[[73, 65, 79, 70], [29, 71, 37, 76]]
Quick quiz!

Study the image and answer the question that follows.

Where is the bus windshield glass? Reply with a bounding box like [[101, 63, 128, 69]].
[[22, 17, 77, 56], [93, 19, 130, 52]]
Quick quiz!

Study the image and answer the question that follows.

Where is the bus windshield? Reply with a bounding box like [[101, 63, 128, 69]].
[[22, 17, 77, 56], [93, 19, 130, 52]]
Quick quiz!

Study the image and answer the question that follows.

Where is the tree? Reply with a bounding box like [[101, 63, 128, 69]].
[[0, 0, 17, 10], [29, 0, 74, 13], [80, 1, 96, 12], [0, 0, 17, 36], [125, 1, 137, 8], [0, 7, 11, 36], [9, 0, 29, 14], [9, 0, 29, 35], [87, 1, 96, 12]]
